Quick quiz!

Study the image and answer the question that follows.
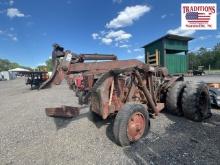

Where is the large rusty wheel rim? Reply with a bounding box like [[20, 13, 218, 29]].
[[127, 112, 146, 142]]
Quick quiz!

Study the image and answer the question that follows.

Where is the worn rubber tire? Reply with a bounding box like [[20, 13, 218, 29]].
[[90, 110, 102, 121], [166, 81, 186, 116], [182, 82, 212, 122], [113, 103, 150, 146]]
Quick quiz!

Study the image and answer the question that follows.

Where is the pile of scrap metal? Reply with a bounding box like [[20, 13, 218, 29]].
[[26, 71, 49, 89]]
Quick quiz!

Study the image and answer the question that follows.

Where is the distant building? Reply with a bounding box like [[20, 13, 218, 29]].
[[0, 71, 16, 80], [142, 34, 193, 74]]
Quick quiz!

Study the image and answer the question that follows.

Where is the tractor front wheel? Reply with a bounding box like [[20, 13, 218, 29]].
[[113, 103, 150, 146]]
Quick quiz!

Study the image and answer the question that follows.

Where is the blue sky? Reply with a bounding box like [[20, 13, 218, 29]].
[[0, 0, 219, 67]]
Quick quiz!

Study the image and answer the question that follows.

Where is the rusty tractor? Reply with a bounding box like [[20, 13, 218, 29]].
[[45, 44, 212, 146], [86, 62, 211, 146], [39, 44, 117, 89]]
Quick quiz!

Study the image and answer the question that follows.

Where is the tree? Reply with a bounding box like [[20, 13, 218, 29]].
[[45, 59, 52, 71], [37, 65, 47, 71], [0, 59, 20, 71], [214, 43, 220, 51], [197, 47, 207, 56], [188, 52, 200, 70], [188, 43, 220, 70], [36, 58, 52, 71]]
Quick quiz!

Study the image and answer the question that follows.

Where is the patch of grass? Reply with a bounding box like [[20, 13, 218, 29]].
[[205, 70, 220, 74]]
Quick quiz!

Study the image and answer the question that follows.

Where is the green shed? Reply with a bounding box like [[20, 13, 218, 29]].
[[142, 34, 193, 74]]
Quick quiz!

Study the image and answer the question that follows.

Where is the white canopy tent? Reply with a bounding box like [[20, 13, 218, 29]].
[[8, 68, 30, 72]]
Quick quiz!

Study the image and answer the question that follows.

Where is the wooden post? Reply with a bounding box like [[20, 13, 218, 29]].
[[155, 49, 159, 65], [109, 79, 114, 106], [147, 52, 150, 64], [209, 64, 211, 75], [164, 50, 166, 67]]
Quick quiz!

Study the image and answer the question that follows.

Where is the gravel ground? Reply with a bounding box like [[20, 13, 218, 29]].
[[0, 77, 220, 165], [184, 74, 220, 83]]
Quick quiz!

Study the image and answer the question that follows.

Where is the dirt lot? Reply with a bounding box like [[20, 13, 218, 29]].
[[0, 77, 220, 165]]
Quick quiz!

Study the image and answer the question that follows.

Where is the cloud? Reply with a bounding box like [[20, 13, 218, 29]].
[[119, 44, 129, 48], [12, 36, 17, 41], [167, 26, 196, 36], [198, 35, 212, 40], [66, 0, 72, 4], [161, 14, 167, 19], [101, 38, 112, 45], [113, 0, 122, 3], [92, 33, 99, 40], [9, 0, 14, 6], [92, 30, 132, 45], [106, 5, 151, 29], [38, 62, 46, 66], [106, 30, 132, 41], [191, 46, 201, 52], [92, 5, 148, 47], [26, 22, 34, 27], [136, 55, 144, 59], [198, 36, 206, 40], [9, 27, 14, 31], [7, 8, 25, 18], [133, 48, 142, 52], [127, 49, 131, 53], [7, 33, 18, 41], [0, 29, 18, 41]]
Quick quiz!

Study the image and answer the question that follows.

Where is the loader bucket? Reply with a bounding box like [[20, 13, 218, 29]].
[[45, 106, 80, 118], [39, 62, 64, 89]]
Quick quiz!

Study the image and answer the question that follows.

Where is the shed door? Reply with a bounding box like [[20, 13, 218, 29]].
[[165, 54, 188, 74]]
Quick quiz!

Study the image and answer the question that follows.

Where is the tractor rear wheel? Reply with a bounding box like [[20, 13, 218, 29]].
[[182, 82, 212, 122], [166, 81, 186, 116], [113, 103, 150, 146]]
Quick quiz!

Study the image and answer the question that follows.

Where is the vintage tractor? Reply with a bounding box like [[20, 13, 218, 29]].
[[193, 66, 205, 76], [26, 71, 49, 89], [45, 44, 212, 146], [85, 62, 212, 146]]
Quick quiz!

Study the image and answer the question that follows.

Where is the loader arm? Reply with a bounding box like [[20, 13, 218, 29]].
[[39, 44, 119, 89]]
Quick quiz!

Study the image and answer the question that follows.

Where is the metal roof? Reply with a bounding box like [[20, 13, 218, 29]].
[[142, 34, 194, 48]]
